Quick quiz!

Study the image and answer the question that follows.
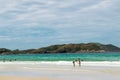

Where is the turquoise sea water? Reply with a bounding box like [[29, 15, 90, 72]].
[[0, 52, 120, 61]]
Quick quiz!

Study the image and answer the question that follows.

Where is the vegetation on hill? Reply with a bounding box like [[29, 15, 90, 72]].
[[0, 48, 11, 54], [0, 43, 120, 54]]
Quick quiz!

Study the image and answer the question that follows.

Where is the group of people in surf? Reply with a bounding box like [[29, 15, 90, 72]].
[[2, 58, 16, 62], [73, 58, 81, 67]]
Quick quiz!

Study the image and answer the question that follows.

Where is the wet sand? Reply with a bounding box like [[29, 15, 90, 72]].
[[0, 76, 54, 80], [0, 62, 120, 80]]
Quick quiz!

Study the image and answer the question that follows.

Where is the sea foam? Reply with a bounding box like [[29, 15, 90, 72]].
[[0, 61, 120, 67]]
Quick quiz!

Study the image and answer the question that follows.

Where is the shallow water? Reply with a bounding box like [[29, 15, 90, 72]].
[[0, 52, 120, 61]]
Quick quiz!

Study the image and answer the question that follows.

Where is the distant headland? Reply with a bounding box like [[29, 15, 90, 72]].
[[0, 43, 120, 54]]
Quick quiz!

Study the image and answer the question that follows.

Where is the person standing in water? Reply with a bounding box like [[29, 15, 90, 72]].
[[78, 58, 81, 67], [73, 60, 75, 67]]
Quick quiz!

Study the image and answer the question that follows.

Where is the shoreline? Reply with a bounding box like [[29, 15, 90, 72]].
[[0, 61, 120, 67]]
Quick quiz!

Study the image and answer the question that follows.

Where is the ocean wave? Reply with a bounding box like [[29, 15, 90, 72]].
[[0, 61, 120, 67]]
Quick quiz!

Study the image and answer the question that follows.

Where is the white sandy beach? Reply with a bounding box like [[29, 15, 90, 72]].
[[0, 61, 120, 80]]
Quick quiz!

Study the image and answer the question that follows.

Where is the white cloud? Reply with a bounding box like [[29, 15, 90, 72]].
[[80, 0, 112, 12], [0, 0, 120, 49], [0, 0, 119, 29], [0, 36, 16, 41]]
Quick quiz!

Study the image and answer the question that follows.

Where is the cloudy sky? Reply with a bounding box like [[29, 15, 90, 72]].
[[0, 0, 120, 50]]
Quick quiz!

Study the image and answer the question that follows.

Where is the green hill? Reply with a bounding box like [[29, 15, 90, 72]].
[[0, 43, 120, 54], [31, 43, 120, 53]]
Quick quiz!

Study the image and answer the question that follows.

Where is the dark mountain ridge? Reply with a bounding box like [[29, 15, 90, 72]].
[[0, 43, 120, 54]]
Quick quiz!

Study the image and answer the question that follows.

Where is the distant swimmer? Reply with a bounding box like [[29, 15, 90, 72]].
[[9, 59, 12, 62], [14, 59, 16, 61], [3, 58, 5, 62]]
